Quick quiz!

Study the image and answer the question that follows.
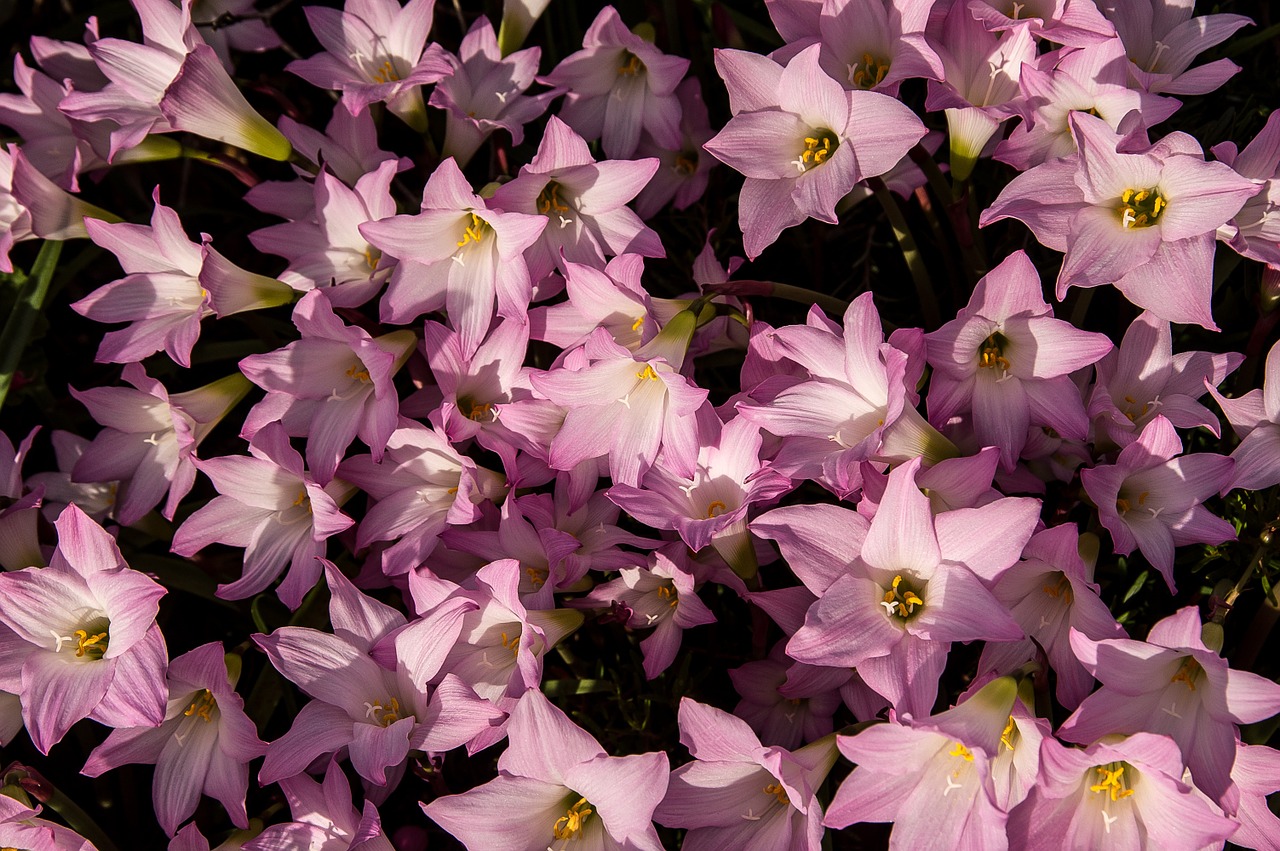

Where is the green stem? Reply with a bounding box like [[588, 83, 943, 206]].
[[1216, 539, 1271, 624], [701, 279, 850, 317], [908, 143, 956, 206], [0, 240, 62, 412], [42, 780, 122, 851], [869, 176, 940, 328]]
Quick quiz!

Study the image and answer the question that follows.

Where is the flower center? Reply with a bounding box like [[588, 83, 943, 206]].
[[345, 363, 372, 383], [526, 567, 548, 588], [370, 58, 399, 84], [364, 245, 382, 271], [184, 689, 217, 722], [793, 129, 839, 173], [705, 500, 727, 518], [455, 212, 490, 249], [656, 583, 679, 608], [1041, 572, 1073, 604], [675, 151, 698, 175], [999, 716, 1018, 751], [537, 181, 575, 229], [51, 617, 110, 660], [459, 395, 495, 421], [1118, 187, 1166, 229], [763, 782, 790, 805], [617, 51, 645, 76], [362, 696, 403, 727], [1089, 761, 1136, 803], [880, 574, 925, 620], [1115, 490, 1149, 516], [636, 364, 660, 381], [553, 796, 594, 840], [848, 52, 891, 89], [1170, 656, 1202, 691], [978, 331, 1011, 373]]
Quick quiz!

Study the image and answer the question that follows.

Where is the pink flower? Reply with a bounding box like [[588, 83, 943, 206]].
[[541, 5, 689, 159], [424, 688, 670, 850], [1102, 0, 1252, 95], [171, 423, 356, 608], [245, 759, 395, 851], [1211, 338, 1280, 493], [1081, 415, 1235, 592], [924, 249, 1112, 470], [704, 43, 925, 257], [654, 697, 837, 851], [982, 112, 1259, 329], [0, 504, 168, 753], [287, 0, 451, 131], [1059, 605, 1280, 809], [82, 642, 267, 836]]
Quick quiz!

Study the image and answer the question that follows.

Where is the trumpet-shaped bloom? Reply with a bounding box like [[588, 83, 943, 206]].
[[255, 563, 500, 793], [1102, 0, 1251, 95], [1211, 339, 1280, 493], [1080, 415, 1235, 591], [489, 116, 662, 281], [768, 458, 1032, 716], [70, 365, 250, 526], [968, 0, 1116, 47], [982, 112, 1259, 329], [1214, 110, 1280, 268], [704, 43, 925, 257], [531, 328, 708, 487], [430, 16, 556, 167], [287, 0, 451, 130], [244, 759, 394, 851], [924, 250, 1112, 470], [1089, 310, 1241, 450], [424, 688, 670, 851], [171, 423, 355, 608], [238, 290, 415, 484], [0, 503, 168, 753], [1059, 605, 1280, 809], [654, 698, 837, 851], [1008, 733, 1238, 848], [360, 157, 546, 351], [74, 189, 291, 367], [0, 794, 96, 851], [82, 642, 267, 836], [540, 5, 689, 158]]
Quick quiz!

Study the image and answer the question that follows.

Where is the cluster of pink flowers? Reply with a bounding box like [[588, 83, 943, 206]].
[[2, 0, 1280, 848]]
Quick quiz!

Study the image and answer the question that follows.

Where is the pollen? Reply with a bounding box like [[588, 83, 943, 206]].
[[362, 696, 402, 727], [537, 181, 572, 217], [183, 689, 217, 722], [949, 742, 975, 762], [1041, 572, 1074, 604], [978, 331, 1011, 374], [617, 51, 645, 76], [999, 716, 1017, 752], [370, 59, 399, 84], [73, 628, 109, 659], [880, 574, 925, 620], [793, 129, 839, 173], [1089, 762, 1135, 802], [631, 315, 645, 332], [1118, 187, 1167, 229], [455, 212, 490, 249], [656, 584, 678, 608], [345, 363, 372, 383], [763, 782, 790, 805], [553, 797, 594, 840], [847, 52, 890, 89], [499, 631, 520, 656], [1170, 656, 1202, 691], [636, 364, 660, 381], [705, 500, 727, 518]]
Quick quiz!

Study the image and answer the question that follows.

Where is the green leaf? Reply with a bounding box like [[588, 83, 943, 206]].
[[0, 240, 62, 411], [1122, 569, 1149, 603]]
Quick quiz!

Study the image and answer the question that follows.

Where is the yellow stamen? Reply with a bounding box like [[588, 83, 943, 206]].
[[793, 129, 839, 172], [526, 567, 548, 588], [1118, 186, 1167, 229], [499, 631, 520, 656], [631, 315, 645, 332], [1041, 573, 1074, 604], [455, 212, 490, 248], [763, 783, 790, 805], [184, 689, 217, 722], [1170, 656, 1201, 691], [1089, 763, 1135, 802], [849, 52, 891, 89], [537, 181, 571, 216], [345, 363, 371, 383], [362, 696, 402, 727], [636, 364, 660, 381], [949, 742, 975, 762], [977, 331, 1011, 373], [656, 584, 678, 607], [73, 629, 108, 659], [705, 500, 727, 518], [617, 52, 644, 76], [553, 797, 594, 840], [370, 59, 399, 84], [999, 716, 1017, 751], [881, 574, 925, 619]]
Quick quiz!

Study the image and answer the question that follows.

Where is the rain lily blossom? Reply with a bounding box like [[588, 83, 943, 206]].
[[255, 563, 500, 793], [238, 290, 416, 485], [1059, 605, 1280, 809], [1227, 742, 1280, 849], [430, 16, 557, 167], [244, 759, 395, 851], [1089, 310, 1241, 450], [0, 503, 168, 754], [489, 116, 662, 282], [633, 78, 717, 219], [769, 458, 1034, 716], [1007, 732, 1238, 848], [0, 794, 96, 851], [976, 524, 1125, 709], [1210, 339, 1280, 493], [424, 687, 670, 851], [704, 43, 926, 257], [967, 0, 1116, 47], [74, 189, 291, 367], [1213, 110, 1280, 267], [360, 157, 546, 351], [70, 364, 251, 526], [530, 327, 708, 487], [1102, 0, 1252, 95], [82, 642, 267, 836], [1080, 415, 1235, 592], [540, 5, 689, 159], [287, 0, 451, 131], [924, 249, 1113, 470], [654, 697, 838, 851], [729, 642, 842, 750], [981, 112, 1260, 329], [171, 423, 356, 608]]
